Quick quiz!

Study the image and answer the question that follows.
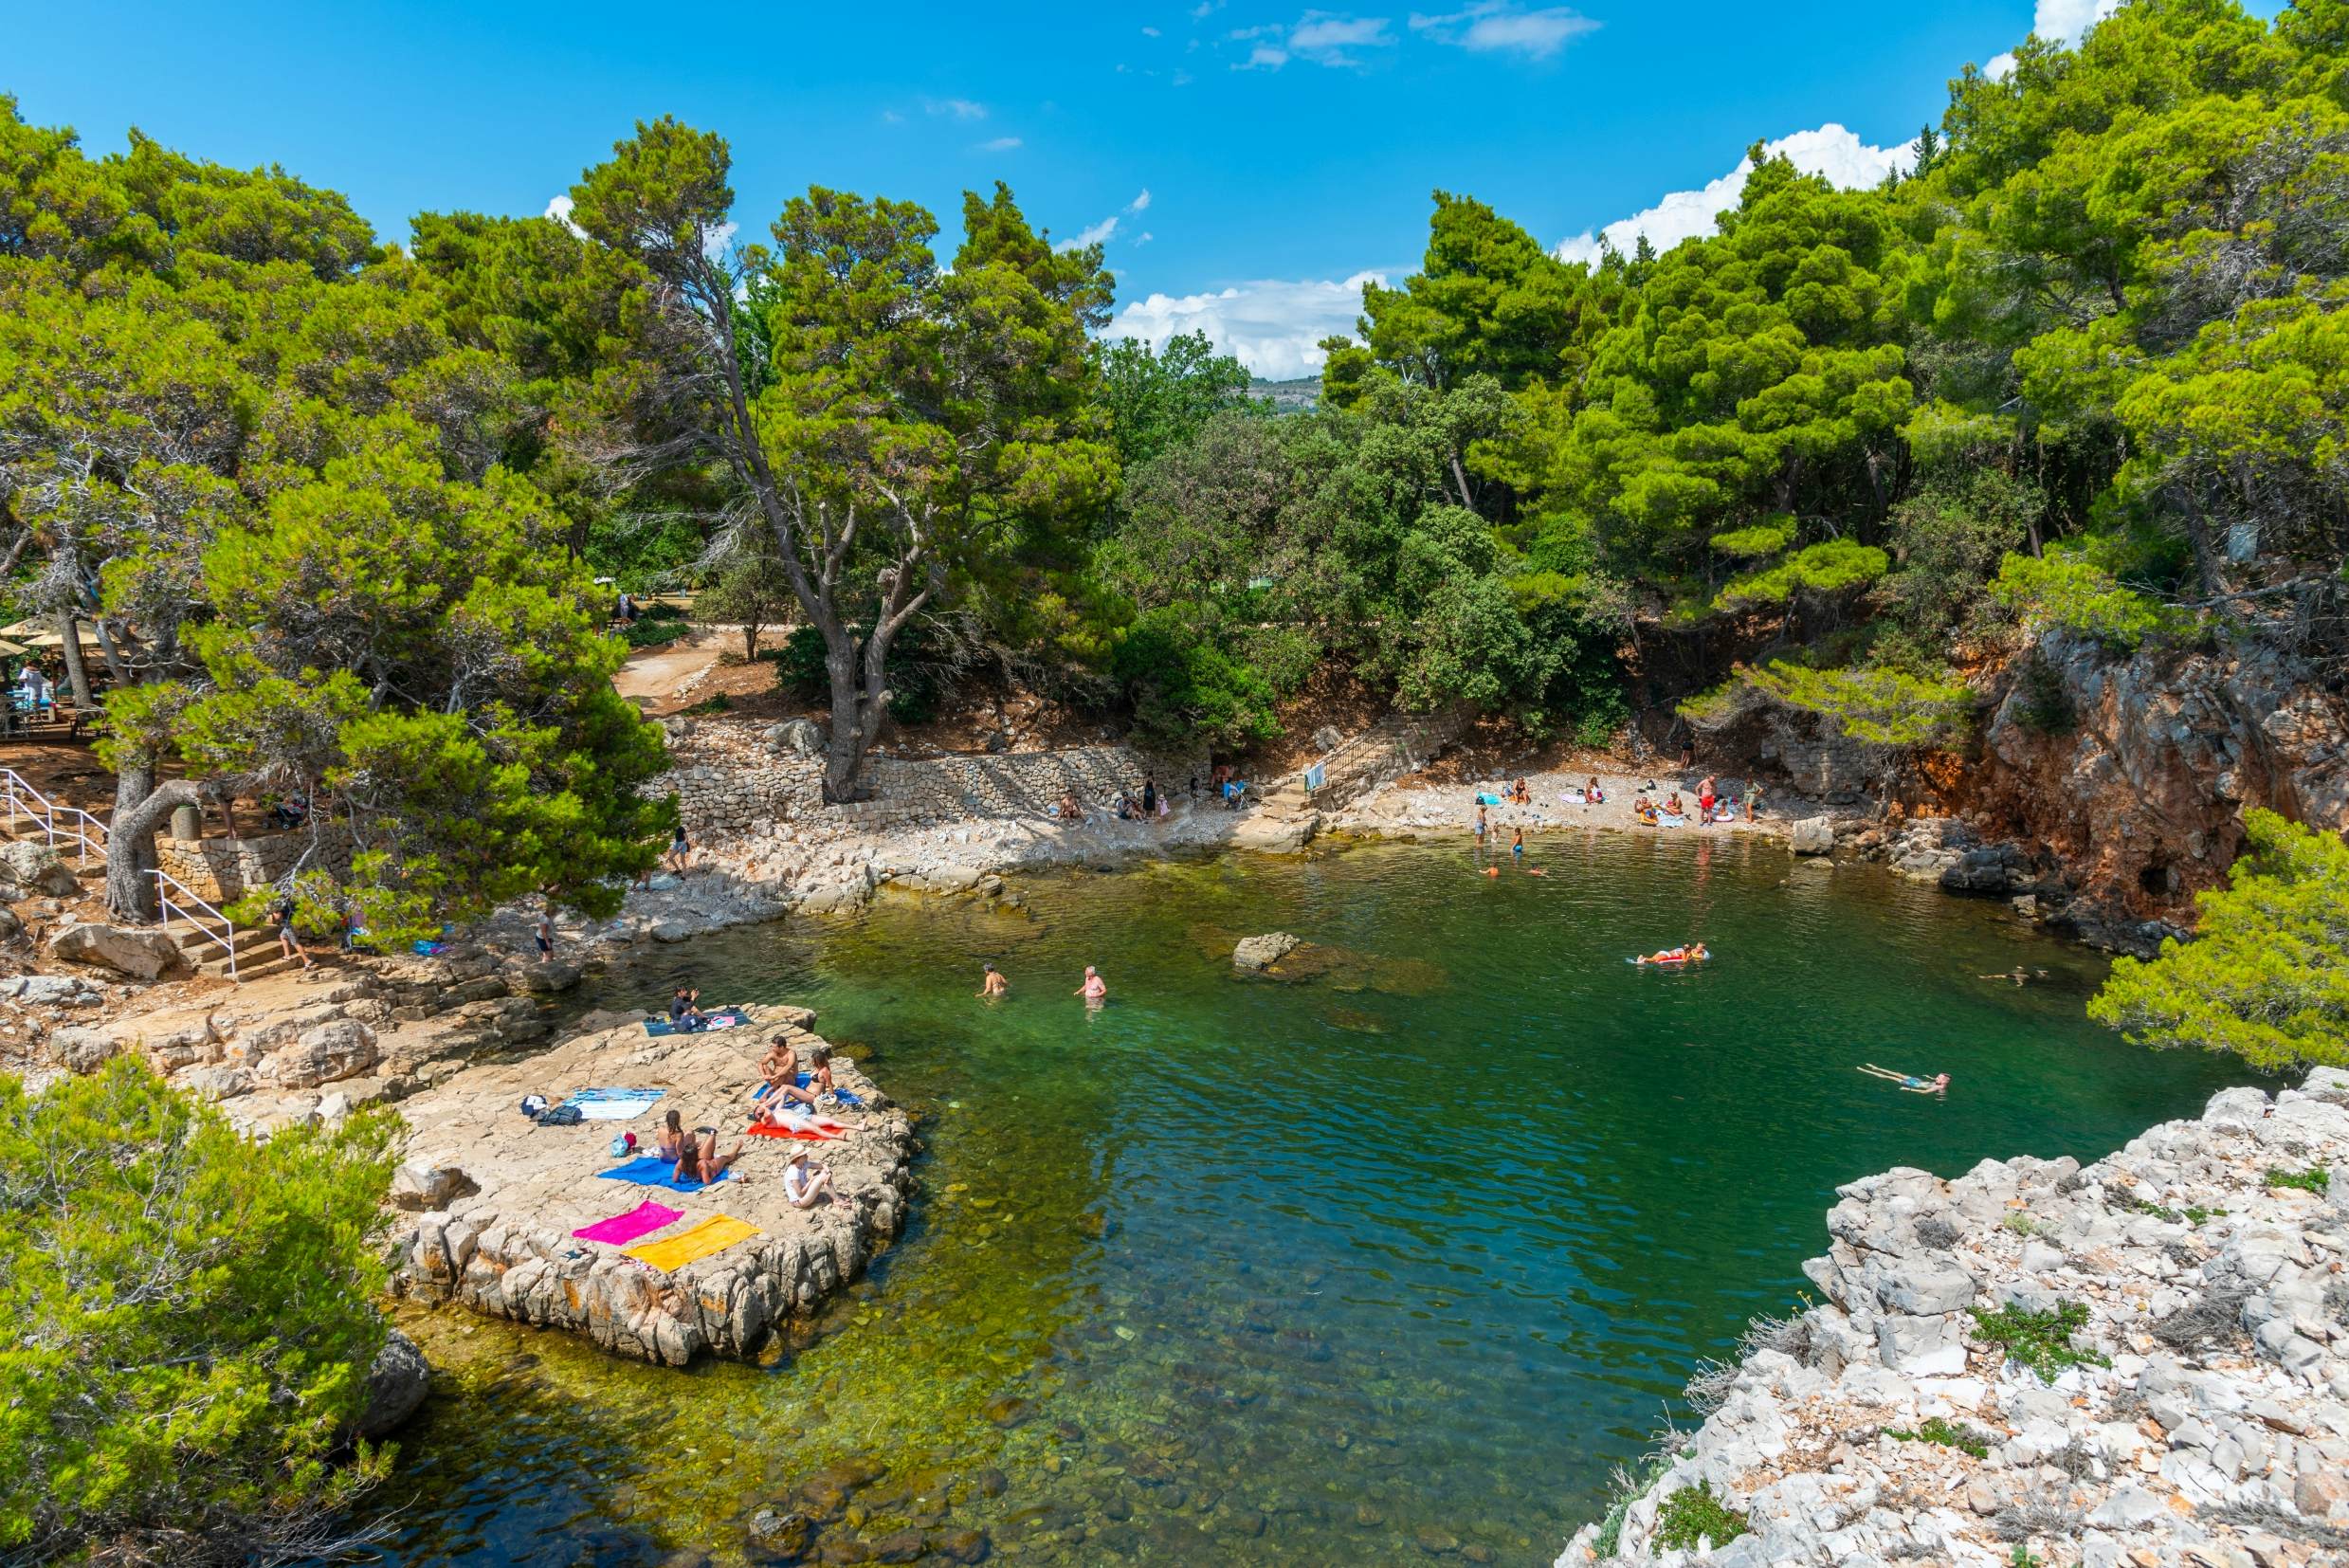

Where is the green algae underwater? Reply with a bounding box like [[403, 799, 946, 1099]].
[[372, 833, 2249, 1566]]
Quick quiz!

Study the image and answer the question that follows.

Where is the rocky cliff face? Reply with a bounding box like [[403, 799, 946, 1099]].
[[1557, 1069, 2349, 1567], [1961, 630, 2349, 935]]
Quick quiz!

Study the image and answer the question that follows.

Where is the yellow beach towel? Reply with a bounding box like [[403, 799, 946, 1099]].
[[623, 1213, 760, 1272]]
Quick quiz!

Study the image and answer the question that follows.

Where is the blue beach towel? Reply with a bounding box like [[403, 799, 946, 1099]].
[[1658, 814, 1687, 828], [1475, 792, 1503, 806], [596, 1155, 732, 1193], [642, 1006, 749, 1037]]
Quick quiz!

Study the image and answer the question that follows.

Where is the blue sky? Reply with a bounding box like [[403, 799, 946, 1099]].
[[3, 0, 2272, 375]]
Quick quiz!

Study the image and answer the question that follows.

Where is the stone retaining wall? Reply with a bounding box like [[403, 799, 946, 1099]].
[[154, 826, 354, 903], [663, 718, 1199, 845]]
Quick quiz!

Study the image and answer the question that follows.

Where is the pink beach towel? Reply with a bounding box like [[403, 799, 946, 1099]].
[[574, 1199, 684, 1246]]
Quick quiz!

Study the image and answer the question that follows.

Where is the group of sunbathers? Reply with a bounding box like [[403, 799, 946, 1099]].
[[752, 1033, 845, 1121]]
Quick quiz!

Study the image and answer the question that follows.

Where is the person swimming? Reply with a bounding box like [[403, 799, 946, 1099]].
[[1077, 965, 1107, 1002], [978, 962, 1009, 997], [1859, 1064, 1950, 1095]]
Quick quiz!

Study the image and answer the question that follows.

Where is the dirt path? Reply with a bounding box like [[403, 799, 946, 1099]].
[[614, 630, 731, 711]]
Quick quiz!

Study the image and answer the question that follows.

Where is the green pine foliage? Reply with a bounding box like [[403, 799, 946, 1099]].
[[0, 1059, 400, 1562], [2090, 810, 2349, 1072]]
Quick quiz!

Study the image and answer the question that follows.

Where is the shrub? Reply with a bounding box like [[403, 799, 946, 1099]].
[[1113, 605, 1283, 752], [621, 616, 686, 649], [1968, 1300, 2110, 1380], [2265, 1165, 2331, 1194], [1651, 1481, 1749, 1549], [2090, 810, 2349, 1072], [1989, 553, 2172, 650], [1886, 1416, 1992, 1458], [773, 622, 947, 724], [0, 1059, 400, 1562]]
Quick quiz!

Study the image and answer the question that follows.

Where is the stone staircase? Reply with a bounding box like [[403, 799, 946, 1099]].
[[0, 809, 108, 889], [161, 917, 305, 983], [1256, 706, 1475, 819]]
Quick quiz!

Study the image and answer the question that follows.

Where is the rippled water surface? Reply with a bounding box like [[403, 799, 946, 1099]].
[[373, 833, 2246, 1566]]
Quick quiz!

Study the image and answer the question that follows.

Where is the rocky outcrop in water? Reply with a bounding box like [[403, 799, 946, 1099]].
[[386, 1011, 915, 1366], [1559, 1068, 2349, 1567]]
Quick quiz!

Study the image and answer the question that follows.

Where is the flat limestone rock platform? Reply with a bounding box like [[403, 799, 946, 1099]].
[[386, 1009, 914, 1366]]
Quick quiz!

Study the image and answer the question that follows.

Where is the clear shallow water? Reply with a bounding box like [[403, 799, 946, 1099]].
[[372, 833, 2247, 1566]]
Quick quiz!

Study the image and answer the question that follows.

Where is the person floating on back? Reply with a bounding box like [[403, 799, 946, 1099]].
[[1634, 942, 1708, 965], [1859, 1064, 1950, 1096]]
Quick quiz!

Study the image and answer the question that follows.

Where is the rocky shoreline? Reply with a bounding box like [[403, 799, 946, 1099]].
[[1558, 1069, 2349, 1567], [385, 1007, 915, 1366]]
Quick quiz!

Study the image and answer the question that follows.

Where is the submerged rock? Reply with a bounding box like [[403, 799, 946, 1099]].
[[1233, 932, 1302, 971]]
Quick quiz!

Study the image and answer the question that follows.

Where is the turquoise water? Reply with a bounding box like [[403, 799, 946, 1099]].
[[373, 832, 2246, 1566]]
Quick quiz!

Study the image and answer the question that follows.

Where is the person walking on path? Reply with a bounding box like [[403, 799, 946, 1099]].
[[268, 892, 315, 972]]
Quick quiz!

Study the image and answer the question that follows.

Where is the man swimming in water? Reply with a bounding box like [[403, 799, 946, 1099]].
[[979, 962, 1009, 997], [1077, 965, 1107, 1002]]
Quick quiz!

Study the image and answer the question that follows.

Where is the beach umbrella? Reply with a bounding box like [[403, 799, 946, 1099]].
[[0, 639, 27, 658], [0, 619, 49, 639]]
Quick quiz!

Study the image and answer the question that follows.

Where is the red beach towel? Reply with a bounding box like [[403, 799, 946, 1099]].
[[746, 1121, 845, 1141], [573, 1199, 685, 1245]]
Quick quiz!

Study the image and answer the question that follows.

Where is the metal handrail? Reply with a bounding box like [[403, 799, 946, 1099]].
[[0, 767, 110, 866], [150, 867, 236, 982]]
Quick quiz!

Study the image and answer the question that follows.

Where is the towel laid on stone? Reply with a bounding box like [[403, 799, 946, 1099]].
[[564, 1087, 665, 1121], [624, 1213, 759, 1272], [596, 1155, 731, 1193], [747, 1121, 845, 1141], [573, 1199, 683, 1246]]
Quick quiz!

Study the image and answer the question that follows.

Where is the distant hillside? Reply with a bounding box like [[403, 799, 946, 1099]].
[[1251, 377, 1320, 412]]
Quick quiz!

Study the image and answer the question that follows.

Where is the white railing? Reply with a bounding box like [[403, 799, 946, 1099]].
[[151, 867, 236, 982], [0, 767, 109, 866]]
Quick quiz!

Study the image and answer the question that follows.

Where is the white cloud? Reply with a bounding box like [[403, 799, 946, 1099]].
[[927, 98, 988, 119], [1134, 231, 1156, 246], [1410, 3, 1597, 59], [1057, 189, 1157, 252], [543, 193, 581, 235], [882, 108, 905, 124], [1108, 271, 1386, 379], [1987, 0, 2121, 77], [979, 136, 1024, 151], [1142, 24, 1162, 35], [1554, 122, 1914, 264], [1231, 11, 1393, 68]]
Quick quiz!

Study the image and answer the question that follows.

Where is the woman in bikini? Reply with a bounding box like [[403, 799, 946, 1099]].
[[677, 1124, 746, 1184], [654, 1108, 689, 1166]]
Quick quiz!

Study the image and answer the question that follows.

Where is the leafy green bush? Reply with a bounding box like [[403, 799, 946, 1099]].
[[1651, 1481, 1749, 1549], [2091, 810, 2349, 1072], [2265, 1165, 2331, 1194], [0, 1058, 400, 1562], [679, 694, 731, 717], [621, 617, 687, 649], [1887, 1416, 1991, 1458], [1989, 554, 2172, 650], [1968, 1300, 2110, 1379], [1114, 605, 1282, 752], [2014, 652, 2076, 734]]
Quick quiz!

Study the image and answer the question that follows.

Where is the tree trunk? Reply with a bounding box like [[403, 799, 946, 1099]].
[[56, 610, 92, 709], [104, 764, 200, 922], [820, 621, 867, 803], [742, 619, 761, 663]]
